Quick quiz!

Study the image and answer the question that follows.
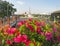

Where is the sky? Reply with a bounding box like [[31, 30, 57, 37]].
[[3, 0, 60, 14]]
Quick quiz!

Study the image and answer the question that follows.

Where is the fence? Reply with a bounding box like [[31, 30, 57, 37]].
[[0, 15, 51, 30], [0, 15, 20, 30]]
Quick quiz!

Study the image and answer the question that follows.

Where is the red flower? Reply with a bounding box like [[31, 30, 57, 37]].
[[35, 22, 41, 26], [40, 21, 45, 26], [29, 25, 34, 32], [17, 21, 23, 27], [25, 40, 31, 46], [7, 28, 16, 35], [6, 40, 12, 44], [13, 35, 22, 43], [41, 32, 45, 35], [26, 40, 35, 46], [25, 23, 30, 28], [53, 27, 57, 32], [26, 23, 34, 32], [21, 34, 27, 43], [37, 27, 41, 34], [29, 18, 32, 22], [13, 34, 27, 43], [45, 32, 52, 40]]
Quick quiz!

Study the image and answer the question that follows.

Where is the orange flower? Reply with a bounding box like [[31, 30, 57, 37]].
[[0, 27, 2, 31], [16, 31, 20, 36], [3, 24, 10, 31]]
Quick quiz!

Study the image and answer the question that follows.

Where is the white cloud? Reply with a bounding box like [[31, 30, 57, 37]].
[[16, 1, 24, 5], [3, 0, 9, 1]]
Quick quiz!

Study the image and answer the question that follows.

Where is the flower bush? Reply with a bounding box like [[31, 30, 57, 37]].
[[0, 18, 60, 46]]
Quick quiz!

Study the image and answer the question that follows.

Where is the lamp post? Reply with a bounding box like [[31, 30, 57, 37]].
[[7, 4, 11, 25], [7, 3, 13, 25], [7, 4, 10, 16]]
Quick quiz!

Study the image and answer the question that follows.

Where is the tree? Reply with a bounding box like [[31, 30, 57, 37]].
[[0, 0, 16, 18]]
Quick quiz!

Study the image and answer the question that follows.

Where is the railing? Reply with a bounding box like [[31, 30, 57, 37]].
[[0, 15, 20, 30], [0, 15, 51, 30]]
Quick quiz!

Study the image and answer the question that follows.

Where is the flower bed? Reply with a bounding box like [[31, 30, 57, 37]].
[[0, 18, 60, 46]]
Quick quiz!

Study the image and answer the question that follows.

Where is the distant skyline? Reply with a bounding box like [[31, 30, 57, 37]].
[[3, 0, 60, 14]]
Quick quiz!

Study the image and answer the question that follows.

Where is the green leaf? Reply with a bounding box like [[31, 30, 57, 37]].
[[31, 24, 37, 31], [5, 44, 9, 46], [19, 25, 25, 32], [36, 42, 42, 46], [29, 43, 35, 46], [2, 39, 5, 44], [53, 44, 58, 46]]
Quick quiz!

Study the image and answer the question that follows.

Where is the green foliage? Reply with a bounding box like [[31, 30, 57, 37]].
[[31, 24, 37, 31], [29, 43, 35, 46], [19, 25, 25, 32], [0, 0, 16, 18], [32, 14, 40, 17], [19, 25, 26, 34], [36, 42, 42, 46]]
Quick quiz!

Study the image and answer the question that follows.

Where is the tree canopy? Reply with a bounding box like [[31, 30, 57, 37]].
[[0, 0, 16, 18]]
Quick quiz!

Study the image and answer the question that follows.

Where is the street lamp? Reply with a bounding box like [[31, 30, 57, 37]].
[[7, 4, 10, 16], [7, 4, 13, 25], [7, 4, 11, 25]]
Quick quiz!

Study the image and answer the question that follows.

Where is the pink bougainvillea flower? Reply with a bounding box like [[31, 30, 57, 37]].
[[29, 18, 32, 22], [23, 20, 27, 23], [35, 21, 41, 26], [17, 21, 24, 27], [53, 27, 57, 32], [25, 22, 30, 28], [36, 27, 41, 34], [13, 34, 27, 43], [21, 34, 27, 43], [26, 40, 35, 46], [45, 32, 52, 40], [29, 25, 34, 32], [25, 40, 32, 46], [40, 21, 45, 26], [13, 35, 22, 43], [7, 28, 16, 35], [26, 23, 34, 32], [13, 37, 21, 43], [41, 32, 45, 35], [6, 40, 12, 44]]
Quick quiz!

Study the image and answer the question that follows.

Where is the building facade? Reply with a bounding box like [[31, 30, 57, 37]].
[[51, 10, 60, 21]]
